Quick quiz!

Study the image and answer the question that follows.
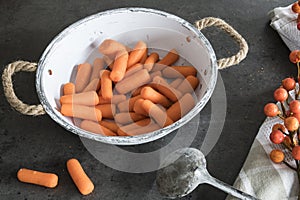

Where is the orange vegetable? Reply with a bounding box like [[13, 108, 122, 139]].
[[114, 112, 147, 124], [99, 120, 119, 133], [152, 49, 179, 71], [61, 104, 102, 122], [63, 82, 75, 95], [144, 52, 159, 71], [100, 70, 113, 100], [139, 48, 148, 64], [95, 104, 116, 119], [75, 63, 92, 93], [90, 58, 104, 81], [127, 41, 147, 68], [17, 168, 58, 188], [124, 63, 143, 78], [169, 78, 183, 88], [162, 66, 197, 78], [117, 118, 152, 136], [66, 158, 95, 195], [140, 86, 172, 108], [152, 76, 182, 102], [117, 95, 141, 112], [110, 50, 129, 82], [60, 91, 99, 106], [177, 75, 199, 94], [98, 39, 127, 58], [82, 78, 100, 92], [80, 120, 116, 136], [133, 98, 149, 116]]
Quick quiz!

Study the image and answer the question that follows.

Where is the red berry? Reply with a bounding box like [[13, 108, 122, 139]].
[[264, 103, 279, 117], [273, 87, 288, 102], [293, 113, 300, 123], [289, 50, 300, 63], [272, 123, 287, 132], [284, 116, 299, 131], [270, 130, 285, 144], [270, 149, 285, 163], [292, 2, 300, 13], [292, 146, 300, 160], [282, 77, 296, 91], [290, 100, 300, 113], [297, 22, 300, 30]]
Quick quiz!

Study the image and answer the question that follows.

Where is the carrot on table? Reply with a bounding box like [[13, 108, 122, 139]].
[[152, 49, 179, 72], [90, 58, 105, 81], [177, 75, 200, 94], [117, 95, 141, 112], [61, 104, 102, 122], [133, 98, 148, 116], [141, 99, 173, 127], [98, 39, 127, 58], [80, 120, 116, 136], [95, 104, 116, 119], [110, 50, 129, 82], [162, 66, 197, 78], [114, 112, 147, 125], [100, 70, 113, 100], [144, 52, 159, 71], [82, 78, 100, 92], [63, 82, 75, 95], [115, 69, 151, 94], [66, 158, 95, 195], [166, 93, 196, 122], [60, 91, 99, 106], [17, 168, 58, 188], [75, 63, 92, 93], [140, 86, 172, 108], [99, 120, 119, 133], [127, 41, 147, 68]]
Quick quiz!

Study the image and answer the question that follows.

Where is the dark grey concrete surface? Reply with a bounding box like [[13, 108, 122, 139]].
[[0, 0, 297, 199]]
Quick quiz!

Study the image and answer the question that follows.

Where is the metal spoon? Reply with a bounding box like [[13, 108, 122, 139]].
[[156, 148, 259, 200]]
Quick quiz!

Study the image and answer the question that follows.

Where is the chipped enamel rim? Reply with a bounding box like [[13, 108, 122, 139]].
[[36, 7, 218, 145]]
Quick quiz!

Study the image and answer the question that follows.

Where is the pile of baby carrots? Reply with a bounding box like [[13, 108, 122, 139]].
[[59, 39, 200, 136]]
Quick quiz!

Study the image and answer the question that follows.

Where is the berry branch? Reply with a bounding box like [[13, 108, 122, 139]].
[[292, 0, 300, 30]]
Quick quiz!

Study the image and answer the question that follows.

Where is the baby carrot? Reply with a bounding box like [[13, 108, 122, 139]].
[[139, 48, 148, 64], [140, 86, 172, 108], [162, 66, 197, 78], [110, 50, 129, 82], [117, 95, 141, 112], [115, 69, 151, 94], [133, 98, 149, 116], [90, 58, 105, 81], [131, 85, 145, 97], [60, 91, 99, 106], [66, 158, 95, 195], [98, 39, 127, 58], [82, 78, 100, 92], [100, 70, 113, 100], [127, 41, 147, 68], [95, 104, 116, 119], [122, 123, 160, 136], [152, 76, 182, 102], [117, 118, 152, 136], [124, 63, 143, 78], [152, 49, 179, 72], [144, 52, 159, 71], [166, 93, 196, 122], [98, 94, 126, 105], [75, 63, 92, 93], [61, 104, 102, 122], [99, 120, 119, 133], [17, 168, 58, 188], [169, 78, 183, 88], [141, 99, 173, 127], [149, 71, 162, 80], [63, 82, 75, 95], [80, 120, 116, 136], [177, 75, 200, 94], [114, 112, 147, 124]]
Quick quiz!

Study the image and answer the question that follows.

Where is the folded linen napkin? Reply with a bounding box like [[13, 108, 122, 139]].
[[226, 4, 300, 200]]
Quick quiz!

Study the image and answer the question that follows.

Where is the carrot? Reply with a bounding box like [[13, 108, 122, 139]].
[[140, 86, 172, 108], [114, 112, 147, 124], [152, 49, 179, 72], [124, 63, 143, 78], [60, 91, 99, 106], [162, 66, 197, 78], [169, 78, 183, 88], [149, 71, 162, 80], [152, 76, 182, 102], [103, 55, 114, 69], [133, 98, 149, 116], [100, 70, 113, 100], [95, 104, 116, 119], [127, 41, 147, 68], [98, 39, 127, 58], [117, 95, 141, 112], [66, 158, 95, 195], [177, 75, 200, 94], [139, 48, 148, 64], [98, 94, 126, 105], [141, 99, 173, 127], [144, 52, 159, 71], [82, 78, 100, 92], [63, 82, 75, 95], [166, 93, 196, 122], [90, 58, 105, 81], [110, 50, 129, 82], [122, 123, 160, 136], [117, 118, 152, 136], [17, 168, 58, 188], [99, 120, 119, 133], [115, 69, 151, 94], [80, 120, 116, 136], [61, 104, 102, 122], [75, 63, 92, 93]]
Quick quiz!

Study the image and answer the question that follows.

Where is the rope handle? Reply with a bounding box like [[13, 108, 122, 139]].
[[2, 61, 45, 116], [195, 17, 249, 69]]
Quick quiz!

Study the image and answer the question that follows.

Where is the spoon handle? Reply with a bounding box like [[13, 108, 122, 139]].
[[202, 172, 259, 200]]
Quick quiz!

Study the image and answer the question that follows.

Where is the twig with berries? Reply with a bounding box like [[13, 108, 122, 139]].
[[292, 0, 300, 30], [264, 50, 300, 198]]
